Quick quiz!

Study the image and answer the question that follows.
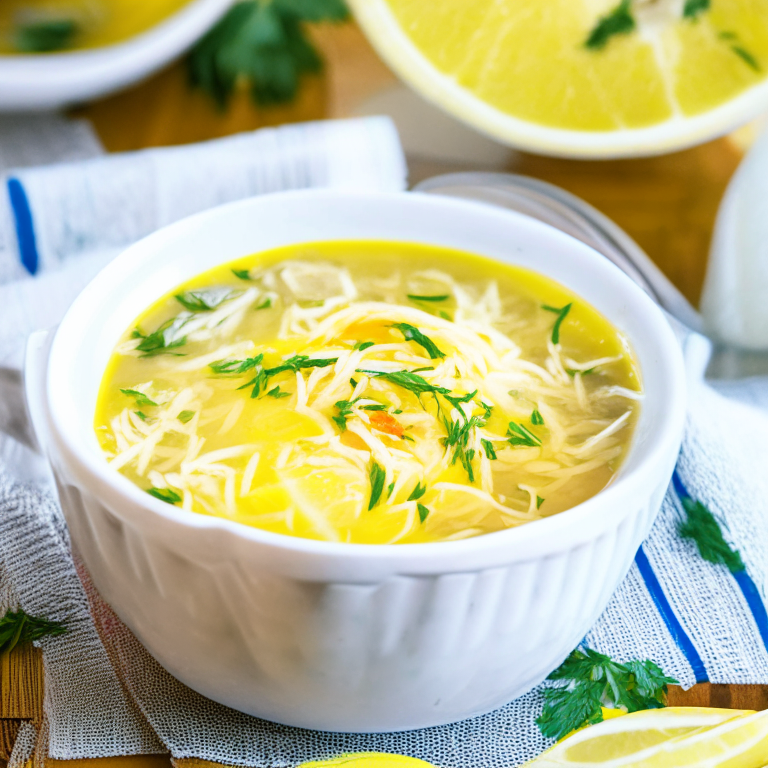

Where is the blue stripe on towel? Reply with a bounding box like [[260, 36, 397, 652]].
[[7, 177, 39, 275], [673, 468, 768, 654], [635, 544, 709, 683]]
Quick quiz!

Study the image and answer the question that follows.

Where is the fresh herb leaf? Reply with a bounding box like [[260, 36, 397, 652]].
[[350, 378, 358, 389], [507, 421, 542, 447], [256, 297, 273, 310], [353, 340, 375, 351], [537, 495, 545, 509], [178, 410, 196, 424], [444, 390, 478, 410], [387, 481, 395, 499], [536, 648, 677, 741], [566, 366, 596, 377], [120, 389, 157, 407], [391, 322, 446, 359], [135, 315, 190, 357], [187, 0, 348, 110], [135, 411, 147, 421], [438, 310, 452, 320], [175, 288, 238, 312], [585, 0, 635, 50], [408, 482, 426, 501], [210, 354, 264, 374], [360, 403, 387, 411], [368, 462, 386, 510], [0, 609, 66, 656], [266, 354, 337, 376], [15, 18, 78, 52], [267, 385, 291, 399], [731, 45, 761, 71], [678, 497, 745, 573], [683, 0, 710, 18], [407, 293, 450, 303], [417, 503, 430, 523], [147, 487, 182, 504], [358, 369, 451, 397], [333, 399, 356, 432], [232, 268, 252, 280], [481, 439, 497, 460], [542, 303, 572, 345], [531, 408, 544, 426]]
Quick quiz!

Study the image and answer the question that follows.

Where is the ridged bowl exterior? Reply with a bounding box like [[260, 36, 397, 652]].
[[50, 452, 674, 732], [37, 190, 687, 732]]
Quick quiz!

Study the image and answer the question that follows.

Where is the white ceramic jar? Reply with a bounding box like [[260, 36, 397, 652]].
[[29, 190, 685, 732]]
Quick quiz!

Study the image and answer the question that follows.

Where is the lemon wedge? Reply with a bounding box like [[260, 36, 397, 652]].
[[526, 706, 768, 767], [349, 0, 768, 157]]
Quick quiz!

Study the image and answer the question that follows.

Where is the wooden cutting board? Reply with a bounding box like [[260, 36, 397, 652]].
[[2, 18, 763, 768]]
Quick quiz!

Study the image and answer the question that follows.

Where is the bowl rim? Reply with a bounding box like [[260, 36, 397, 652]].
[[44, 188, 686, 568], [0, 0, 234, 109]]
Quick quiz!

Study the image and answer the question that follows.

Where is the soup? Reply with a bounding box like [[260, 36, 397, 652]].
[[0, 0, 191, 53], [94, 241, 642, 545]]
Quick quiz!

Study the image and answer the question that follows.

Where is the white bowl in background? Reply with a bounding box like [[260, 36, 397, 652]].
[[0, 0, 233, 111], [31, 190, 686, 732]]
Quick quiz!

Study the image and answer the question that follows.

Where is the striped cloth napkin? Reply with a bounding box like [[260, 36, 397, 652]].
[[1, 119, 767, 767]]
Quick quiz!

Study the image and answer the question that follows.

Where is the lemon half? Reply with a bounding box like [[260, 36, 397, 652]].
[[349, 0, 768, 158]]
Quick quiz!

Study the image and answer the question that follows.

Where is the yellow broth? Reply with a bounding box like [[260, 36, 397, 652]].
[[95, 241, 642, 545], [0, 0, 192, 53]]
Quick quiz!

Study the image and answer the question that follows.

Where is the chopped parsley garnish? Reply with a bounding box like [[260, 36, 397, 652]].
[[353, 341, 375, 351], [267, 354, 338, 376], [0, 609, 66, 656], [537, 495, 545, 509], [256, 297, 273, 310], [360, 403, 387, 411], [147, 487, 182, 504], [566, 366, 596, 377], [333, 400, 355, 431], [267, 386, 291, 399], [407, 293, 450, 302], [15, 18, 78, 52], [542, 302, 572, 345], [683, 0, 710, 18], [178, 410, 196, 424], [350, 378, 358, 389], [408, 482, 426, 501], [134, 316, 190, 357], [387, 482, 395, 499], [210, 355, 264, 374], [531, 408, 544, 426], [481, 439, 497, 460], [417, 503, 430, 523], [232, 268, 252, 280], [358, 369, 451, 397], [537, 648, 677, 741], [391, 322, 445, 359], [584, 0, 635, 50], [175, 288, 238, 312], [120, 389, 157, 407], [731, 45, 761, 71], [135, 411, 147, 421], [507, 421, 542, 447], [368, 462, 386, 510]]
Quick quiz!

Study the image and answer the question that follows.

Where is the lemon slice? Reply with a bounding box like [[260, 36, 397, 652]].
[[526, 706, 768, 767], [349, 0, 768, 157]]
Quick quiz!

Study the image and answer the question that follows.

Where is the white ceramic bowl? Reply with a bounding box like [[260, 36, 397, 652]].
[[0, 0, 233, 111], [31, 190, 685, 732]]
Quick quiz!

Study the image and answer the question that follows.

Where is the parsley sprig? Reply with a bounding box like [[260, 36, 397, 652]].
[[175, 288, 239, 312], [188, 0, 349, 110], [542, 303, 572, 345], [536, 648, 677, 741], [678, 497, 745, 573], [391, 323, 445, 360], [1, 609, 66, 655]]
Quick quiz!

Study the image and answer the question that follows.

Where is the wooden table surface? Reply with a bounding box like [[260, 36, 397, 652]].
[[1, 19, 764, 768]]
